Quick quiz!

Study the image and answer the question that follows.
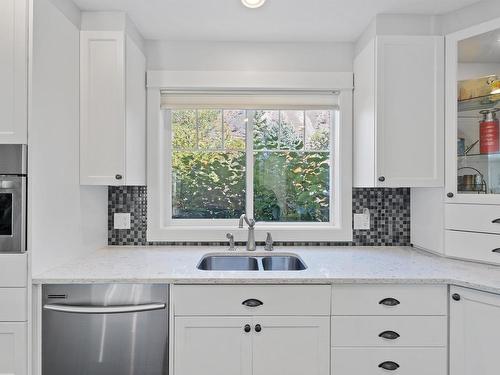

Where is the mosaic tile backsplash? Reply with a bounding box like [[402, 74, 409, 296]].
[[108, 186, 410, 246]]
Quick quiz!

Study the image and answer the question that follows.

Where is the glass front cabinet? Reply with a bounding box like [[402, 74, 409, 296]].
[[446, 20, 500, 204], [443, 18, 500, 266]]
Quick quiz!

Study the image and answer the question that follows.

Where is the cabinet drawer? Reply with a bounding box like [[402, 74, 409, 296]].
[[331, 316, 447, 347], [445, 204, 500, 234], [0, 289, 26, 321], [445, 230, 500, 265], [332, 348, 446, 375], [0, 254, 27, 287], [173, 285, 331, 316], [332, 285, 447, 316]]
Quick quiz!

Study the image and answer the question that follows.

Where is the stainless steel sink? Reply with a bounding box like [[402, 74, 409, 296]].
[[197, 255, 259, 271], [197, 254, 307, 271], [261, 255, 307, 271]]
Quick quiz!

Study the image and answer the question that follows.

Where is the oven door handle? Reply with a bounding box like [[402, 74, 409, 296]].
[[43, 303, 166, 314]]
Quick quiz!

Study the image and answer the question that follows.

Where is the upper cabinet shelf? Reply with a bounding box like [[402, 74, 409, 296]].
[[353, 35, 444, 188], [458, 93, 500, 113]]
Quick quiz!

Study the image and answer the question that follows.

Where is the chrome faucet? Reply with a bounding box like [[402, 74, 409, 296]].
[[239, 214, 256, 251]]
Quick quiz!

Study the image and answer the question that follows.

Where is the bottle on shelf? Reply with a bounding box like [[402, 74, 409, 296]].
[[479, 109, 500, 154]]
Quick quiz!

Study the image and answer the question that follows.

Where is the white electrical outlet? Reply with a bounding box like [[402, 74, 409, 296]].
[[114, 213, 131, 230], [353, 208, 370, 230]]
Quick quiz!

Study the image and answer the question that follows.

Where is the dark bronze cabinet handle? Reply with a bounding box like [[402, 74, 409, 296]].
[[492, 218, 500, 224], [242, 299, 263, 307], [378, 176, 386, 182], [115, 174, 123, 180], [379, 361, 400, 371], [492, 248, 500, 253], [452, 293, 461, 301], [255, 324, 262, 332], [379, 298, 400, 307], [447, 192, 454, 198], [379, 331, 400, 340], [244, 324, 251, 333]]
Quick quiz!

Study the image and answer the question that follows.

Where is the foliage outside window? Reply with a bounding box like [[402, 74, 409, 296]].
[[170, 108, 333, 223]]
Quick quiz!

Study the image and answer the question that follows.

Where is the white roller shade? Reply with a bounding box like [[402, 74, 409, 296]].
[[160, 90, 339, 110]]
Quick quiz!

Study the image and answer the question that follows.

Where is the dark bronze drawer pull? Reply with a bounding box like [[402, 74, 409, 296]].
[[379, 361, 400, 371], [242, 299, 263, 307], [492, 248, 500, 253], [379, 297, 400, 307], [379, 331, 400, 340], [492, 218, 500, 224]]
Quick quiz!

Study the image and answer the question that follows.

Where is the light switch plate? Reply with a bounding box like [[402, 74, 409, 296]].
[[114, 213, 131, 230], [353, 209, 370, 230]]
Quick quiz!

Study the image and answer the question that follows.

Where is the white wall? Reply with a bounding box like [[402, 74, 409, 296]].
[[146, 41, 353, 72], [442, 0, 500, 35], [30, 0, 107, 275], [355, 14, 441, 56]]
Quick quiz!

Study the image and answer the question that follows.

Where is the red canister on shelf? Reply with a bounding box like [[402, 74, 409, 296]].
[[480, 109, 500, 154]]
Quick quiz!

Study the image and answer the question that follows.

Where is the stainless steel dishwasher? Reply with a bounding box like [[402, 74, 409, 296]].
[[42, 284, 169, 375]]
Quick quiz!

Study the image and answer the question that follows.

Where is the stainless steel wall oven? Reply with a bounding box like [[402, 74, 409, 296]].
[[0, 145, 27, 253]]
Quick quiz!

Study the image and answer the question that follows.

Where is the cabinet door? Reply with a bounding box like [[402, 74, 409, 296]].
[[80, 31, 125, 185], [0, 322, 27, 375], [252, 316, 329, 375], [376, 36, 444, 187], [0, 0, 27, 144], [450, 286, 500, 375], [174, 317, 252, 375]]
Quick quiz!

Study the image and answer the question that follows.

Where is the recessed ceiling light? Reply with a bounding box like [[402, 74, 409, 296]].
[[241, 0, 266, 9]]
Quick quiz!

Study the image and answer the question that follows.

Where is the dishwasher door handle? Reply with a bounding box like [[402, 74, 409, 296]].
[[43, 303, 166, 314]]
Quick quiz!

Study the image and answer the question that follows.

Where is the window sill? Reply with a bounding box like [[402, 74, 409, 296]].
[[147, 224, 353, 243]]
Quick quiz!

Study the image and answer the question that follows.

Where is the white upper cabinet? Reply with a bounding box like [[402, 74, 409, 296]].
[[80, 29, 146, 185], [354, 36, 444, 187], [445, 19, 500, 205], [0, 0, 28, 144]]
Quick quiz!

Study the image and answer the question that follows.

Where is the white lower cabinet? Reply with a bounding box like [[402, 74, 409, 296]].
[[173, 284, 449, 375], [450, 286, 500, 375], [252, 316, 329, 375], [0, 322, 26, 375], [173, 285, 330, 375], [174, 316, 329, 375], [331, 285, 448, 375], [174, 317, 252, 375], [332, 347, 446, 375]]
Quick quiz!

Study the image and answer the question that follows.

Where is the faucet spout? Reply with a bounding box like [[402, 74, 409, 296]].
[[239, 213, 256, 251]]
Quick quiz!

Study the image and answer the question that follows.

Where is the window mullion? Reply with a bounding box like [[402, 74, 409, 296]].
[[246, 110, 255, 220]]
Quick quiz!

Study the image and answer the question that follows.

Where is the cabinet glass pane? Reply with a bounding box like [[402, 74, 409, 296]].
[[457, 29, 500, 195]]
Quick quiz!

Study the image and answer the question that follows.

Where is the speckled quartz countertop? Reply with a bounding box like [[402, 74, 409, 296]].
[[32, 246, 500, 293]]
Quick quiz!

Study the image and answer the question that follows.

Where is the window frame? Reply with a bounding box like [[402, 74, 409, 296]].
[[147, 71, 353, 242]]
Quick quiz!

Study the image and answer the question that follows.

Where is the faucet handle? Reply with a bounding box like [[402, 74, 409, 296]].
[[226, 233, 236, 251], [264, 232, 273, 251]]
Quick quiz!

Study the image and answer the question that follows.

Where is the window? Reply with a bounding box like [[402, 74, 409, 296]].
[[148, 88, 352, 242], [170, 108, 332, 222]]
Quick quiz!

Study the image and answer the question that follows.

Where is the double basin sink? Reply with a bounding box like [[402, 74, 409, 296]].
[[197, 254, 307, 271]]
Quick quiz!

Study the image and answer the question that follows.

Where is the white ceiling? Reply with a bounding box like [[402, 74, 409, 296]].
[[72, 0, 483, 42], [459, 28, 500, 63]]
